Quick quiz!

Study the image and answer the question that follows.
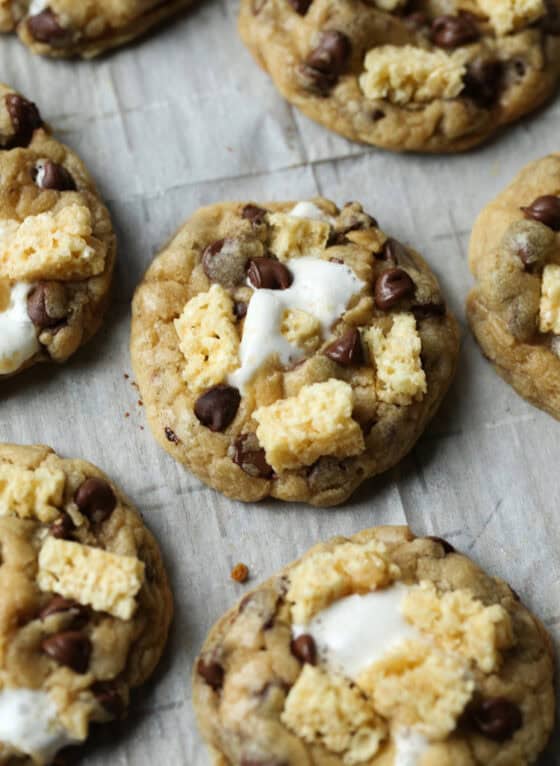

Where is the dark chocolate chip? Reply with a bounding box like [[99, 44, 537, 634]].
[[288, 0, 312, 14], [412, 301, 447, 320], [324, 328, 363, 366], [202, 238, 253, 288], [49, 512, 75, 540], [379, 238, 415, 268], [33, 160, 76, 191], [194, 385, 241, 432], [542, 0, 560, 34], [522, 195, 560, 231], [242, 204, 267, 226], [374, 268, 415, 310], [234, 301, 248, 320], [296, 64, 339, 95], [164, 426, 180, 444], [462, 59, 503, 108], [197, 658, 224, 691], [371, 109, 385, 121], [232, 434, 274, 479], [27, 9, 67, 44], [290, 634, 317, 665], [42, 631, 92, 674], [4, 93, 42, 149], [27, 283, 66, 329], [247, 257, 293, 290], [471, 698, 523, 741], [306, 30, 352, 75], [92, 681, 125, 718], [431, 14, 480, 48], [39, 597, 88, 623], [74, 477, 117, 524], [426, 536, 455, 555]]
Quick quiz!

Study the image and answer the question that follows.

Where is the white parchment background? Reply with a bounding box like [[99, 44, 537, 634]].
[[1, 1, 560, 763]]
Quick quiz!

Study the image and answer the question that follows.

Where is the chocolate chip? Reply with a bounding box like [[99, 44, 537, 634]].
[[374, 268, 415, 310], [306, 30, 352, 76], [371, 109, 385, 121], [307, 456, 347, 493], [232, 433, 274, 479], [426, 536, 455, 554], [412, 301, 447, 320], [379, 238, 415, 269], [27, 9, 67, 44], [247, 258, 293, 290], [194, 385, 241, 432], [431, 14, 480, 48], [242, 204, 267, 226], [542, 0, 560, 34], [202, 238, 252, 288], [27, 282, 67, 329], [501, 219, 556, 269], [39, 597, 88, 623], [462, 60, 503, 108], [296, 64, 338, 95], [42, 631, 92, 674], [522, 195, 560, 231], [164, 426, 180, 444], [471, 698, 523, 741], [288, 0, 312, 13], [49, 512, 75, 540], [324, 328, 363, 366], [4, 94, 42, 149], [336, 202, 377, 234], [74, 477, 117, 524], [33, 160, 76, 191], [197, 658, 224, 690], [92, 681, 125, 718], [290, 634, 317, 665], [234, 301, 248, 320], [404, 11, 429, 30]]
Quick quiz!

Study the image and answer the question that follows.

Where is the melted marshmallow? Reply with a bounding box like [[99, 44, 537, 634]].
[[0, 282, 39, 375], [0, 689, 75, 763], [394, 728, 429, 766], [288, 201, 336, 224], [228, 256, 363, 392], [292, 583, 419, 680], [34, 160, 47, 189]]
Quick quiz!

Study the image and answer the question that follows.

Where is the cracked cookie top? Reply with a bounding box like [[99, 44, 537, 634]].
[[0, 443, 173, 766], [193, 526, 554, 766], [238, 0, 560, 152], [131, 197, 459, 507]]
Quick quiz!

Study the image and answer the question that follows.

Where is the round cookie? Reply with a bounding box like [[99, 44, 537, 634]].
[[193, 525, 555, 766], [238, 0, 560, 153], [131, 197, 459, 507], [467, 154, 560, 419], [1, 0, 195, 58], [0, 83, 116, 378], [0, 443, 173, 765]]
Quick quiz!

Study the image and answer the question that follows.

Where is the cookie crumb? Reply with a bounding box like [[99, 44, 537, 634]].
[[231, 563, 249, 583]]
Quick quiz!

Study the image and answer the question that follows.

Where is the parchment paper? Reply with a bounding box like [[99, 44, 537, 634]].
[[1, 1, 560, 762]]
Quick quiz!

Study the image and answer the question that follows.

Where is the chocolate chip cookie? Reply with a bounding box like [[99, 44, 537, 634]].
[[193, 525, 554, 766], [131, 198, 459, 506], [0, 83, 116, 378], [238, 0, 560, 152], [0, 443, 173, 765], [1, 0, 195, 58], [467, 154, 560, 418]]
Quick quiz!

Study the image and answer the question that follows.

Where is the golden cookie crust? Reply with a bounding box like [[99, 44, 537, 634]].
[[467, 154, 560, 419], [238, 0, 560, 153], [130, 198, 459, 507], [193, 526, 555, 766], [0, 443, 173, 765]]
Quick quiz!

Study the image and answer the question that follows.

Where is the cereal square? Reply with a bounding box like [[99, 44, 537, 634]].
[[540, 263, 560, 334], [0, 464, 65, 523]]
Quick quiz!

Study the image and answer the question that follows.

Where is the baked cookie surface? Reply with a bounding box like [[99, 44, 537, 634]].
[[1, 0, 195, 58], [0, 83, 116, 379], [238, 0, 560, 153], [131, 198, 459, 507], [467, 154, 560, 418], [0, 443, 173, 765], [193, 525, 555, 766]]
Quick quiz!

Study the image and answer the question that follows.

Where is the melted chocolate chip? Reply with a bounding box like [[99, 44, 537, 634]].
[[471, 697, 523, 741], [306, 30, 352, 75], [33, 160, 76, 191], [27, 9, 67, 44], [431, 13, 480, 48], [462, 60, 503, 108], [290, 634, 317, 665], [232, 434, 274, 479], [542, 0, 560, 34], [202, 238, 250, 288], [164, 426, 180, 444], [39, 597, 88, 623], [197, 658, 224, 690], [27, 283, 66, 329], [49, 512, 75, 540], [522, 195, 560, 231], [42, 631, 92, 674], [288, 0, 312, 13], [426, 536, 455, 555], [379, 238, 415, 269], [92, 681, 125, 718], [404, 11, 429, 30], [374, 268, 415, 310], [74, 477, 117, 524], [412, 301, 447, 320], [247, 258, 293, 290], [4, 94, 42, 149], [324, 328, 363, 366], [296, 64, 338, 95], [242, 204, 267, 226], [194, 385, 241, 432]]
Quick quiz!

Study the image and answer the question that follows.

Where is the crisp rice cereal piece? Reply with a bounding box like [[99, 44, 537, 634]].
[[476, 0, 545, 35], [287, 540, 399, 624], [253, 379, 365, 473], [539, 263, 560, 334], [281, 665, 386, 764], [174, 284, 240, 394], [280, 308, 321, 353], [37, 538, 145, 620], [359, 46, 466, 106], [0, 464, 65, 523], [268, 213, 330, 261], [367, 313, 427, 405], [374, 0, 405, 8], [402, 582, 514, 673], [358, 640, 475, 740], [0, 205, 105, 281]]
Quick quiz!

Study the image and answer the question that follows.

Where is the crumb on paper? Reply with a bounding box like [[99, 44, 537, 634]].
[[231, 563, 249, 583]]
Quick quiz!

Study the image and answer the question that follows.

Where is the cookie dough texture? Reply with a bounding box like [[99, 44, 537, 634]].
[[1, 0, 196, 58], [467, 154, 560, 419], [0, 82, 116, 377], [0, 443, 173, 765], [131, 198, 459, 507], [193, 526, 555, 765], [238, 0, 560, 152]]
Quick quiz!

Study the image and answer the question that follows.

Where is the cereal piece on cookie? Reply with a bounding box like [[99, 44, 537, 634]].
[[539, 264, 560, 334], [0, 464, 65, 522], [477, 0, 546, 35], [268, 212, 330, 261]]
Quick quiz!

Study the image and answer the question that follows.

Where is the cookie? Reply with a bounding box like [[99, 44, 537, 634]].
[[193, 525, 555, 766], [467, 154, 560, 419], [1, 0, 195, 58], [0, 443, 173, 766], [238, 0, 560, 153], [0, 83, 116, 378], [131, 198, 459, 507]]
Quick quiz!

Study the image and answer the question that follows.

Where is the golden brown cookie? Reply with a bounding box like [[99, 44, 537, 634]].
[[0, 443, 173, 765], [238, 0, 560, 153], [467, 154, 560, 418], [131, 197, 459, 507]]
